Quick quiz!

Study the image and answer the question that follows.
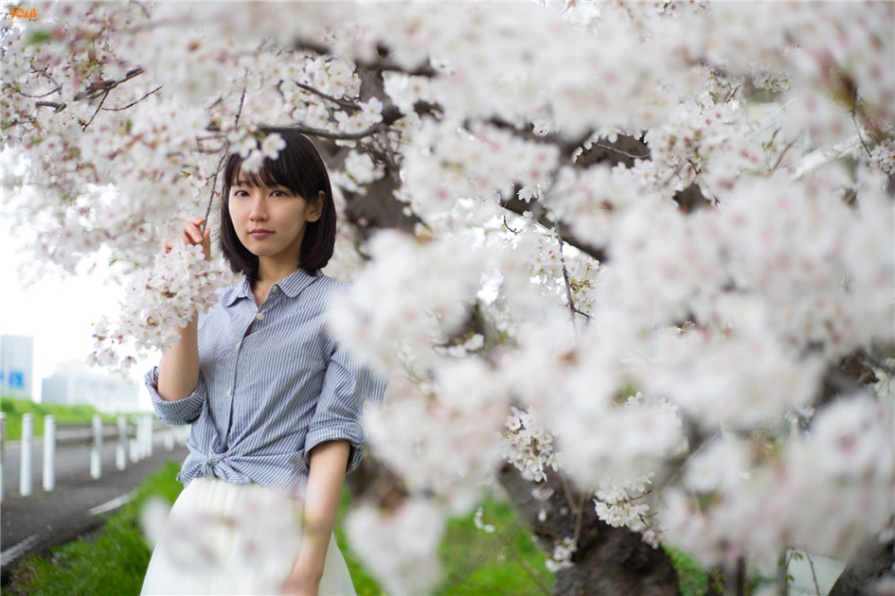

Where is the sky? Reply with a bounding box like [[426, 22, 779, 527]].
[[0, 213, 155, 408]]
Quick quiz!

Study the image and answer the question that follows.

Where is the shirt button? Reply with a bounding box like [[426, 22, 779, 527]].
[[271, 286, 279, 294], [235, 341, 241, 349], [256, 313, 264, 320], [226, 387, 232, 397]]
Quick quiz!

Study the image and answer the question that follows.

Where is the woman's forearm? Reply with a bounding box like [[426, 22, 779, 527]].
[[156, 316, 200, 401], [288, 440, 350, 590]]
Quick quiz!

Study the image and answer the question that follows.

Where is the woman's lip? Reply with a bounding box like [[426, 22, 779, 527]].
[[249, 230, 273, 238]]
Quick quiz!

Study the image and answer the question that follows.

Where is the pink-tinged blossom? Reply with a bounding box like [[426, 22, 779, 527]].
[[663, 396, 894, 567], [327, 231, 486, 377], [3, 0, 894, 586], [259, 133, 286, 160], [545, 537, 577, 573], [345, 499, 445, 595], [363, 360, 508, 512], [502, 407, 559, 483], [91, 244, 226, 370], [870, 140, 895, 176]]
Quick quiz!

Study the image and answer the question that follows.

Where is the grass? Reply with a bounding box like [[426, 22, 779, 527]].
[[665, 545, 716, 596], [9, 461, 552, 595], [0, 396, 118, 441], [8, 459, 706, 595], [7, 460, 183, 596], [335, 491, 554, 596], [434, 497, 553, 595]]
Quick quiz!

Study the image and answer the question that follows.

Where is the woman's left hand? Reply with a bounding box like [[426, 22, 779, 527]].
[[281, 570, 320, 596]]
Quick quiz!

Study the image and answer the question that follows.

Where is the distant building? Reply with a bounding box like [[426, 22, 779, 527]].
[[42, 360, 140, 413], [0, 335, 34, 399]]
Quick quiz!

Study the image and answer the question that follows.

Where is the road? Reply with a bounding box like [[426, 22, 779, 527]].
[[0, 430, 189, 585]]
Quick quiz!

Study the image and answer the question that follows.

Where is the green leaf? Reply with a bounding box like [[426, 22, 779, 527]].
[[26, 29, 53, 45]]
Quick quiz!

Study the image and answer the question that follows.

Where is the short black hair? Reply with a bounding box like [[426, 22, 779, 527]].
[[219, 129, 336, 280]]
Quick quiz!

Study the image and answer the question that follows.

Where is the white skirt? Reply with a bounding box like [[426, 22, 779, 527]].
[[141, 477, 356, 596]]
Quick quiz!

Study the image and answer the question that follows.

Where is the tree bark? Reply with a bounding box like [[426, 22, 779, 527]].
[[498, 464, 680, 596], [829, 537, 895, 596]]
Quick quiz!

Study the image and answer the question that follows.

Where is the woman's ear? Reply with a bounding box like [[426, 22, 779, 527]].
[[307, 190, 325, 222]]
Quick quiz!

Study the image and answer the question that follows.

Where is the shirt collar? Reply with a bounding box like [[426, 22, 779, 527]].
[[223, 269, 320, 307], [276, 268, 320, 298], [223, 277, 253, 307]]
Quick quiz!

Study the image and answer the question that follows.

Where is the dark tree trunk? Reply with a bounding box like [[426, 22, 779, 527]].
[[829, 537, 895, 596], [498, 464, 680, 596], [333, 63, 681, 596]]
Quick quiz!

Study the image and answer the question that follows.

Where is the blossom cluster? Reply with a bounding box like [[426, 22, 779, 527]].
[[545, 537, 577, 573], [3, 0, 894, 589], [344, 499, 445, 595], [473, 506, 496, 534], [662, 394, 894, 567], [327, 230, 487, 377], [870, 140, 895, 176], [138, 489, 303, 595], [502, 407, 559, 483], [91, 243, 225, 370]]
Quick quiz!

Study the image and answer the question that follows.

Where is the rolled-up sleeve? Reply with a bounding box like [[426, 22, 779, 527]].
[[145, 366, 207, 425], [304, 344, 387, 473]]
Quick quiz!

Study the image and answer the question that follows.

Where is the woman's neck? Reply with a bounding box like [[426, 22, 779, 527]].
[[253, 259, 301, 306]]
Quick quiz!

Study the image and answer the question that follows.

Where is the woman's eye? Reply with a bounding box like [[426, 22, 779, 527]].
[[232, 189, 248, 197], [271, 190, 288, 197]]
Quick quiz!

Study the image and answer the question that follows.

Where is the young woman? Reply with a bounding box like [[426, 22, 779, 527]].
[[141, 130, 385, 595]]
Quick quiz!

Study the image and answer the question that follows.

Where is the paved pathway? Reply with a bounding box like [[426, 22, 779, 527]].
[[1, 440, 187, 586]]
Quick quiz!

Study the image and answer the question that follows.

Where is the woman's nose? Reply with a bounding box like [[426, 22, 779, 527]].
[[249, 196, 267, 221]]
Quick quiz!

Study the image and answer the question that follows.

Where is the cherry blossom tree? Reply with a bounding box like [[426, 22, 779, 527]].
[[3, 2, 893, 594]]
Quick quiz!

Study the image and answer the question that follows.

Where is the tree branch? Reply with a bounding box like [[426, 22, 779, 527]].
[[102, 84, 163, 111], [202, 151, 229, 230], [294, 80, 360, 110], [556, 221, 580, 336], [502, 191, 608, 263], [234, 72, 248, 127], [73, 66, 145, 102], [35, 101, 66, 113], [262, 123, 383, 141], [81, 91, 109, 131], [852, 111, 873, 158]]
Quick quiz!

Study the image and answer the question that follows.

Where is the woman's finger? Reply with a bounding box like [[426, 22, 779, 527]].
[[201, 227, 212, 261], [183, 222, 203, 245]]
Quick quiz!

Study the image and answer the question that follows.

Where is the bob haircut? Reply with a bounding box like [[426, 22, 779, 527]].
[[219, 129, 336, 279]]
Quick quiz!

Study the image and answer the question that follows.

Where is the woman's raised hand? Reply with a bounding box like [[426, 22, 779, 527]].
[[164, 216, 211, 261]]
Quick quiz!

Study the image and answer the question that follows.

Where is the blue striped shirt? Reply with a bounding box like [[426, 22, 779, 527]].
[[145, 269, 386, 498]]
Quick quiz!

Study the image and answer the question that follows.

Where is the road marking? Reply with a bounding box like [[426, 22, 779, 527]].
[[89, 492, 135, 516], [0, 533, 41, 567]]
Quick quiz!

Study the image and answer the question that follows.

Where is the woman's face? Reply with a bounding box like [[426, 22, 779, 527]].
[[227, 172, 322, 268]]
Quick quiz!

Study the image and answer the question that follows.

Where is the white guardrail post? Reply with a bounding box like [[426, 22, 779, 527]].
[[135, 417, 144, 461], [129, 415, 140, 463], [90, 414, 102, 479], [43, 414, 55, 492], [146, 416, 154, 457], [116, 415, 127, 471], [139, 416, 147, 459], [0, 412, 6, 503], [20, 413, 33, 496]]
